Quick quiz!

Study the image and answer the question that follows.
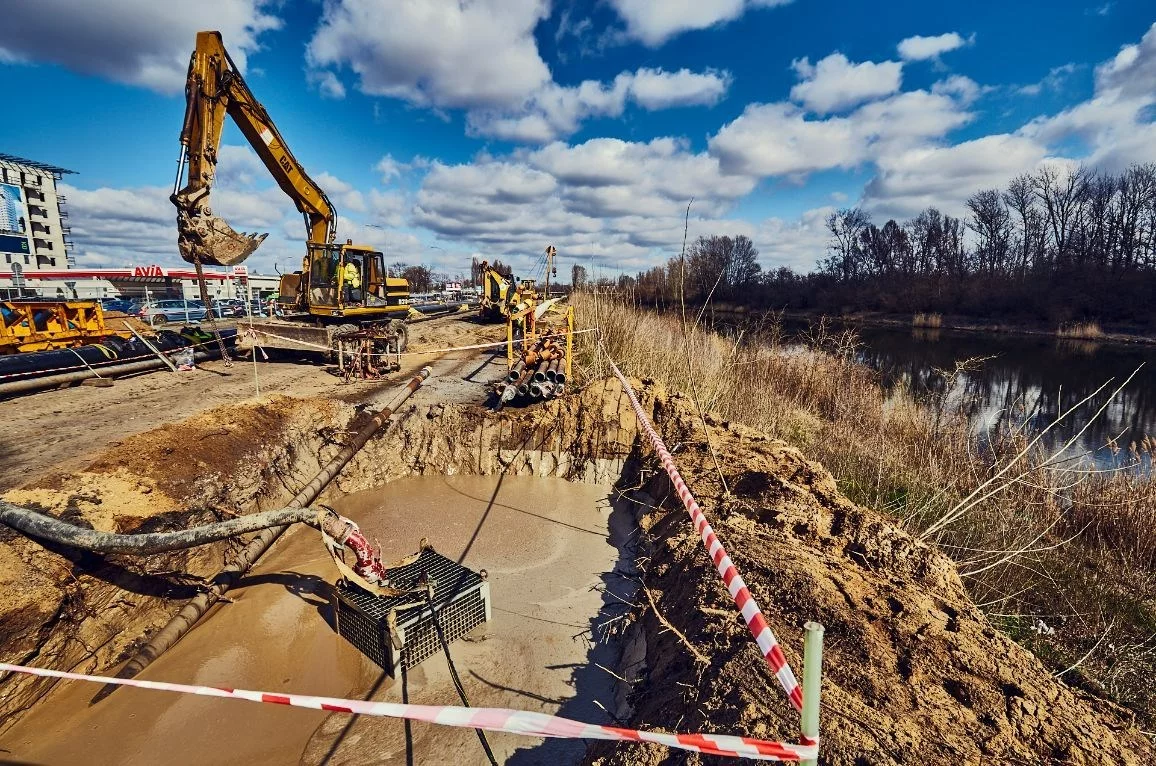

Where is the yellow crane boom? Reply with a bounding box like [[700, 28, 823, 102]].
[[171, 30, 335, 267]]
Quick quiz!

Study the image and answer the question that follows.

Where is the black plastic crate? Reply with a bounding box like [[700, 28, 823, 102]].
[[333, 548, 490, 674]]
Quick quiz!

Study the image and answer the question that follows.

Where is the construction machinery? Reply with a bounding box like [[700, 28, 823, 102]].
[[0, 300, 130, 355], [478, 261, 527, 322], [171, 30, 411, 367], [477, 245, 558, 322]]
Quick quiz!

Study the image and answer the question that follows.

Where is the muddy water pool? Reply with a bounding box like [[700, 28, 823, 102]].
[[2, 475, 634, 766]]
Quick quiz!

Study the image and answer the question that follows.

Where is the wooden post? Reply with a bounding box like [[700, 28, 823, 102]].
[[123, 321, 178, 372]]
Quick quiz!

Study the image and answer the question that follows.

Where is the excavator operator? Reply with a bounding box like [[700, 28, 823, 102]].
[[344, 257, 363, 305]]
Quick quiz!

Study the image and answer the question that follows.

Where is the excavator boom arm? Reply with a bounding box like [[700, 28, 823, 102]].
[[172, 30, 336, 266]]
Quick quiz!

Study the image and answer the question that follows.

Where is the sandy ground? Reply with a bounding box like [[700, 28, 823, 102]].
[[0, 314, 499, 492], [1, 475, 633, 766]]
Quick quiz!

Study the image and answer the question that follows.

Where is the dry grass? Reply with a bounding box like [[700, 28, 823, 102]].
[[574, 292, 1156, 723], [913, 312, 944, 328], [1058, 321, 1104, 339]]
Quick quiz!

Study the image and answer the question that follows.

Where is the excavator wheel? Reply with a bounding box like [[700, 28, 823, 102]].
[[332, 323, 359, 368], [390, 320, 409, 353]]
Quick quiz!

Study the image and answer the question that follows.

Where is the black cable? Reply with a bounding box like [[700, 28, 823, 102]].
[[424, 582, 499, 766]]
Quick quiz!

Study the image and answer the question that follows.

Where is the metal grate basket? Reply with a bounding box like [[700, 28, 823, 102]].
[[333, 548, 491, 674]]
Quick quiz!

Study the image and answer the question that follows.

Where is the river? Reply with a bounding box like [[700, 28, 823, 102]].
[[832, 324, 1156, 473]]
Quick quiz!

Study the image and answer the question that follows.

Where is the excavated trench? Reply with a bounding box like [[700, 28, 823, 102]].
[[1, 373, 1154, 765], [0, 376, 644, 765]]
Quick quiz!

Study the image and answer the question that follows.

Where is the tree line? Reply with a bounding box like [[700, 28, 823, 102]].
[[608, 163, 1156, 330]]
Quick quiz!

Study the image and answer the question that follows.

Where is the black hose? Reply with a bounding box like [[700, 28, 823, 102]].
[[425, 586, 499, 766], [0, 502, 318, 555]]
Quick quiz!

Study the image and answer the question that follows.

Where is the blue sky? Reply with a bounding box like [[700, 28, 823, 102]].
[[1, 0, 1154, 279]]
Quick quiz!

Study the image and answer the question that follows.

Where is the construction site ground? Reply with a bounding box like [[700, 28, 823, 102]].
[[1, 310, 1154, 764], [0, 312, 490, 493]]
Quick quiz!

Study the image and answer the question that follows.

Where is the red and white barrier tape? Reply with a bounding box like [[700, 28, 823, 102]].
[[247, 327, 596, 359], [604, 356, 805, 713], [0, 663, 815, 761], [0, 327, 593, 382]]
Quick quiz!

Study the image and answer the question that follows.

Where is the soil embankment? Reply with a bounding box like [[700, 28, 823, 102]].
[[0, 361, 1151, 763], [591, 382, 1153, 765]]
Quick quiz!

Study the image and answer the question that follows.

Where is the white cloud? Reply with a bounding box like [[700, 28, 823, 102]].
[[931, 74, 985, 104], [709, 103, 864, 177], [375, 155, 405, 182], [0, 1, 280, 92], [467, 67, 731, 142], [369, 190, 409, 228], [309, 70, 346, 100], [215, 145, 268, 188], [1094, 22, 1156, 100], [709, 89, 972, 177], [897, 32, 971, 62], [607, 0, 793, 47], [529, 137, 756, 217], [755, 206, 834, 270], [862, 134, 1048, 220], [1020, 23, 1156, 170], [307, 1, 731, 143], [407, 136, 764, 272], [790, 53, 903, 113], [307, 0, 552, 111], [628, 67, 732, 109], [1017, 63, 1078, 96], [315, 172, 367, 214], [60, 181, 298, 273]]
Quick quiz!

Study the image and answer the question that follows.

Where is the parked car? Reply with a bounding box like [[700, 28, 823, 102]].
[[99, 297, 141, 314], [210, 298, 246, 318], [137, 299, 209, 326]]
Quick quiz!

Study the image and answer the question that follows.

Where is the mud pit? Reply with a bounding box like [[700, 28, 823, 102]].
[[0, 475, 633, 766]]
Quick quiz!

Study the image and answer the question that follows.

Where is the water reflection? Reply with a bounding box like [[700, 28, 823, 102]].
[[847, 325, 1155, 473]]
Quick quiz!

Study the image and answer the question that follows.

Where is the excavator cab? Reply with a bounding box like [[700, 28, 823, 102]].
[[278, 244, 408, 320]]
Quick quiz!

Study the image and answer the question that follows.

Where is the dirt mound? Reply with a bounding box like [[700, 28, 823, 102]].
[[589, 380, 1152, 765]]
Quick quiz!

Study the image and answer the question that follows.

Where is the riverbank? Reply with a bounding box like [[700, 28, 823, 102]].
[[575, 292, 1156, 729], [704, 304, 1156, 347]]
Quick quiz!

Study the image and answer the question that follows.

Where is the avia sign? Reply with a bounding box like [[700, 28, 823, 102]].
[[132, 265, 165, 277]]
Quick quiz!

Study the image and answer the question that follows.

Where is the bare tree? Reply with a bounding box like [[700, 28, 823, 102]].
[[823, 208, 870, 281], [966, 189, 1012, 276], [571, 263, 588, 290], [1032, 165, 1089, 268], [1003, 174, 1036, 278]]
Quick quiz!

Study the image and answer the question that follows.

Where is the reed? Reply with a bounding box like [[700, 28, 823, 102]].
[[913, 312, 943, 328], [1057, 321, 1104, 339]]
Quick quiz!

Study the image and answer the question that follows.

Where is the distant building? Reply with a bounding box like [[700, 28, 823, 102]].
[[0, 154, 284, 304], [3, 265, 281, 303], [0, 153, 75, 286]]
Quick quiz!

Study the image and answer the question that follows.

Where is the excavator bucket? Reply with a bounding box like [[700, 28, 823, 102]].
[[176, 209, 268, 267]]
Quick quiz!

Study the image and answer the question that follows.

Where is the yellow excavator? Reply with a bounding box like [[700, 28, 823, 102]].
[[478, 245, 558, 321], [478, 261, 524, 321], [171, 30, 411, 358]]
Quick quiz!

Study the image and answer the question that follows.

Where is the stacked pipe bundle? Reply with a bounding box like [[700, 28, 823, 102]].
[[498, 333, 567, 405]]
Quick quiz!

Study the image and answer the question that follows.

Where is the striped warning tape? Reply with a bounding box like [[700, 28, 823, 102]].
[[0, 663, 816, 761], [247, 326, 597, 359], [0, 328, 596, 382], [603, 354, 805, 714]]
